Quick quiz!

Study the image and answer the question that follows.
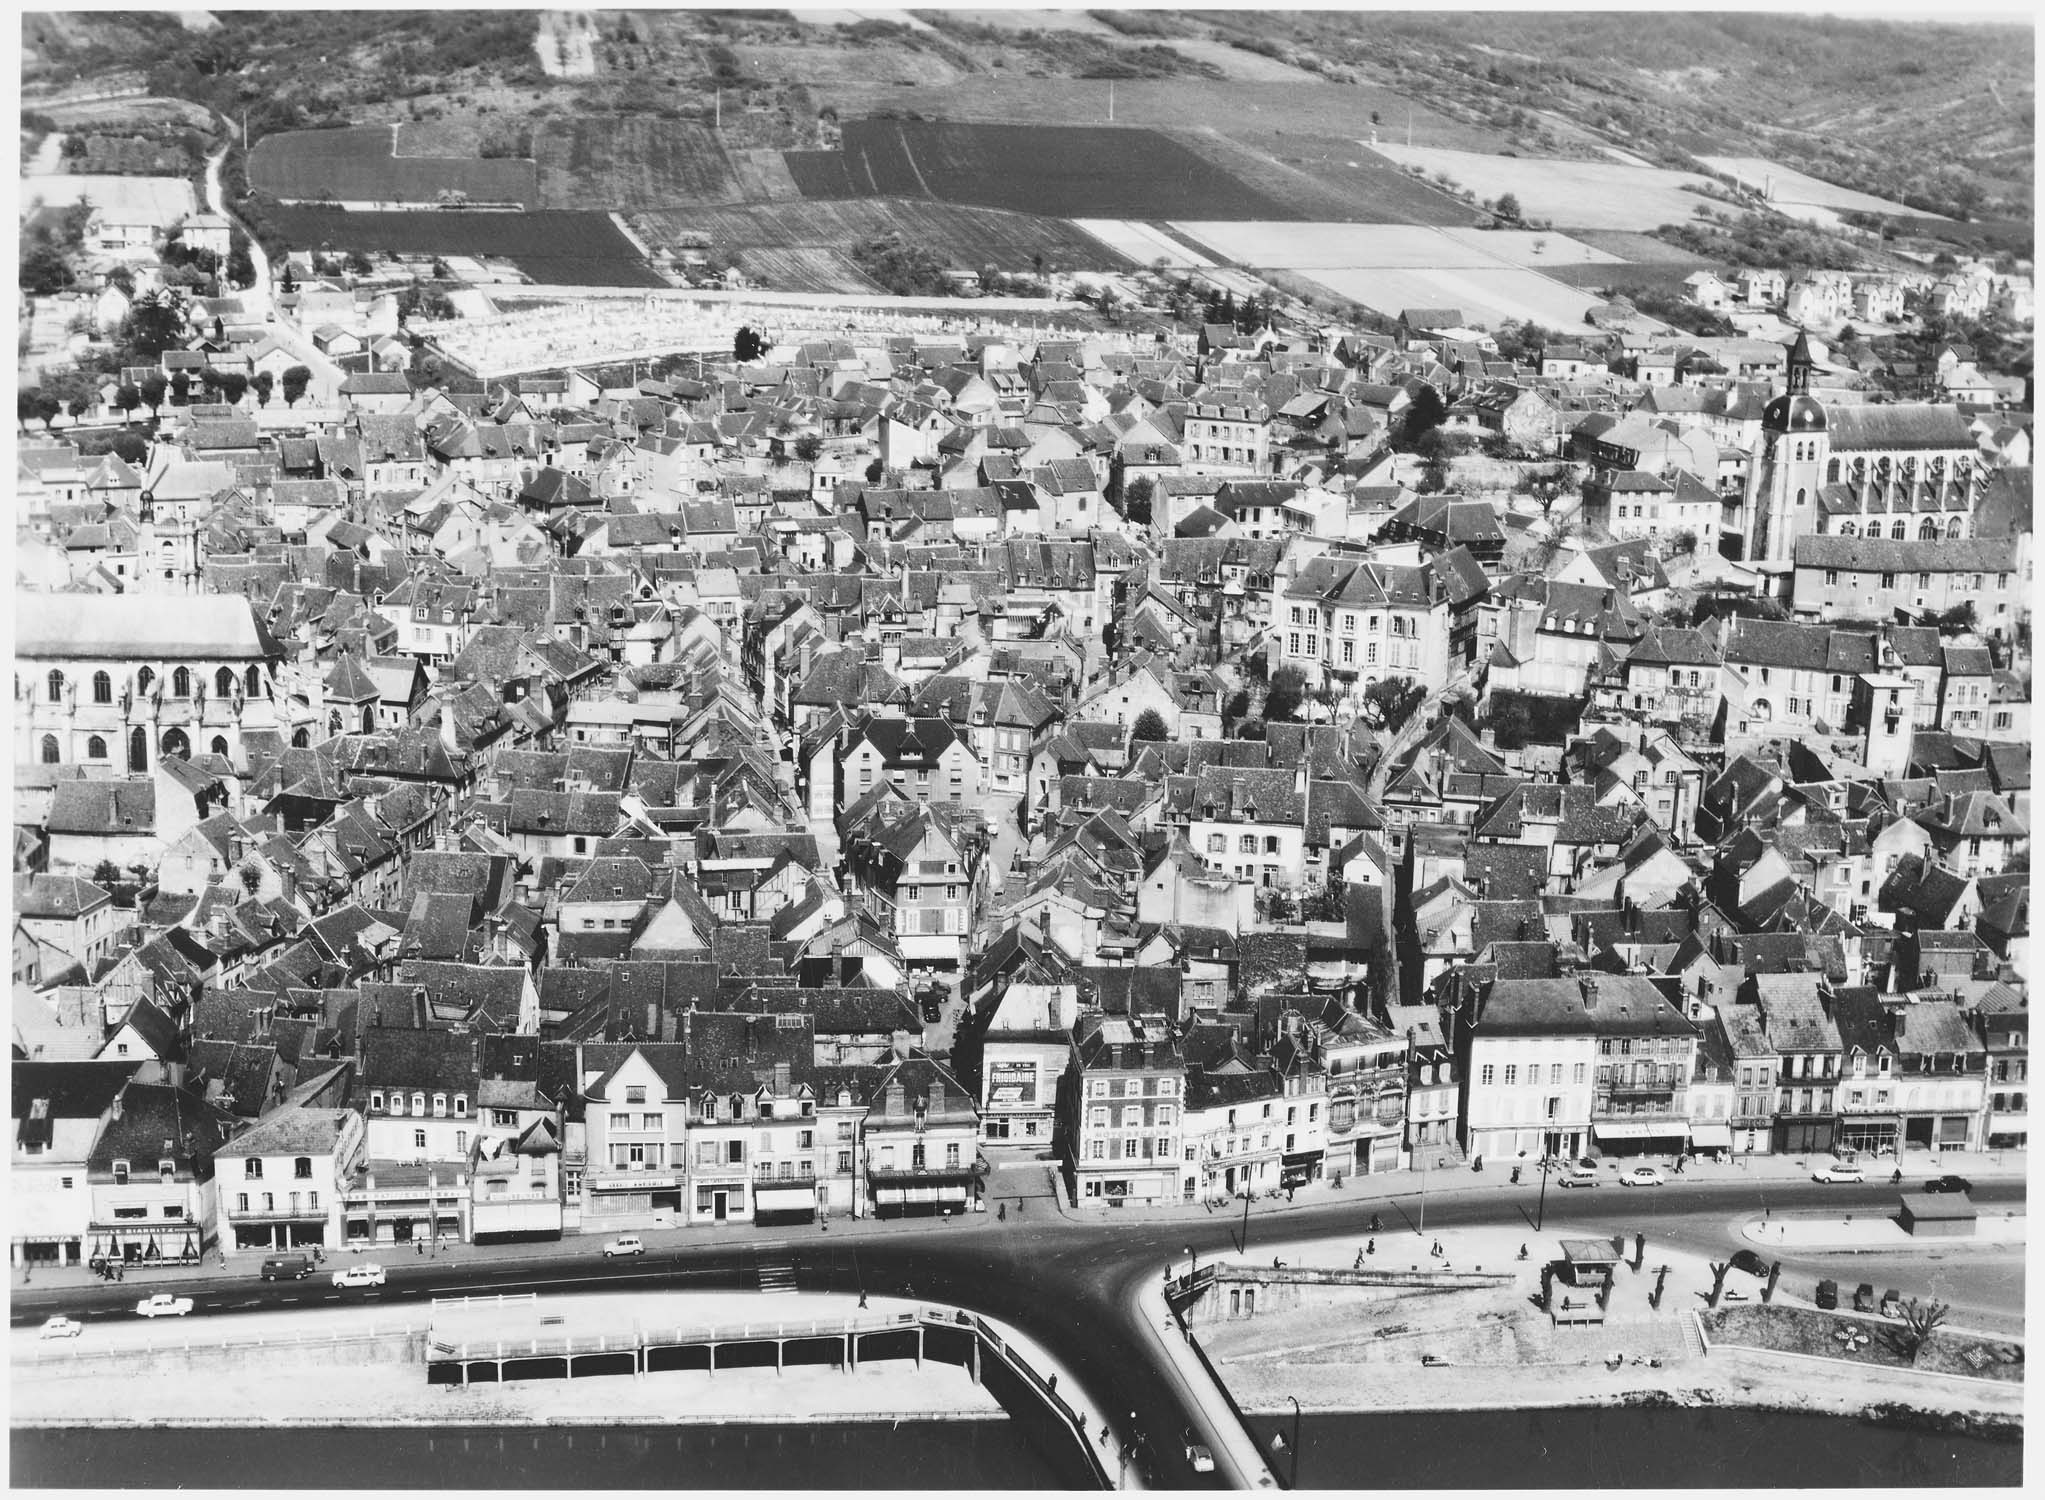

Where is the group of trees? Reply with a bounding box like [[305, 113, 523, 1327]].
[[19, 199, 94, 297], [847, 232, 957, 300]]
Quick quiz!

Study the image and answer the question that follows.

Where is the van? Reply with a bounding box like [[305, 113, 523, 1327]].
[[261, 1254, 313, 1281]]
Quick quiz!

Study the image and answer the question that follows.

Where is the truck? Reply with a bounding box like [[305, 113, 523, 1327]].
[[134, 1294, 194, 1318]]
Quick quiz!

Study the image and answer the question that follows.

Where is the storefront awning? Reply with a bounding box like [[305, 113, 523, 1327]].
[[1592, 1122, 1650, 1140], [1690, 1124, 1733, 1149], [753, 1187, 817, 1212]]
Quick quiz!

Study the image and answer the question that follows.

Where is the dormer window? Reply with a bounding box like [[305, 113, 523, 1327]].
[[411, 1093, 426, 1116], [113, 1160, 131, 1185], [159, 1158, 176, 1181], [370, 1092, 385, 1113], [454, 1096, 468, 1118]]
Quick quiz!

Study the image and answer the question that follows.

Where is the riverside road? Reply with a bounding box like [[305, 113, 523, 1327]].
[[12, 1175, 2026, 1489]]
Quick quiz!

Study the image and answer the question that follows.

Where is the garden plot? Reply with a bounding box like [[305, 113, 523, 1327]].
[[1368, 145, 1720, 232], [1697, 156, 1941, 219]]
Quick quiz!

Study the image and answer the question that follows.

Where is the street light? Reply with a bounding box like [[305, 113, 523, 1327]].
[[1185, 1245, 1196, 1279], [1535, 1150, 1553, 1233], [1269, 1395, 1302, 1488]]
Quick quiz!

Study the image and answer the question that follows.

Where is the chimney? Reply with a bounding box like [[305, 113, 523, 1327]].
[[774, 1060, 792, 1095], [1582, 977, 1598, 1011], [926, 1081, 944, 1116]]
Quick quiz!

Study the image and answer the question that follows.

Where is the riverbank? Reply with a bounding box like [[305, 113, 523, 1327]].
[[1191, 1220, 2024, 1435], [10, 1290, 1004, 1432], [9, 1360, 1005, 1429]]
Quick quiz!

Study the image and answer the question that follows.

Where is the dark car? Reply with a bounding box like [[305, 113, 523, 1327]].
[[1729, 1249, 1767, 1278], [1923, 1175, 1973, 1194], [1815, 1278, 1840, 1310], [1853, 1282, 1876, 1313]]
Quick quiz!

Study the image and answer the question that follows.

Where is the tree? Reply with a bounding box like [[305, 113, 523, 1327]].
[[108, 430, 148, 464], [1362, 676, 1427, 734], [1668, 528, 1699, 557], [92, 859, 123, 889], [20, 240, 77, 296], [1106, 451, 1126, 508], [249, 370, 274, 407], [121, 288, 191, 361], [793, 432, 824, 464], [17, 389, 41, 430], [1125, 474, 1154, 526], [734, 325, 769, 362], [1401, 383, 1447, 445], [168, 371, 193, 407], [1496, 192, 1522, 224], [115, 383, 142, 423], [1936, 600, 1979, 635], [138, 373, 168, 416], [1895, 1298, 1950, 1365], [864, 457, 885, 483], [1129, 708, 1169, 748], [1265, 665, 1308, 723], [1707, 1260, 1730, 1309], [280, 365, 312, 407], [217, 371, 249, 406]]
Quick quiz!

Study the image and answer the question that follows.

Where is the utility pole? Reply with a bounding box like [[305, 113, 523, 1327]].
[[1108, 80, 1115, 124], [1535, 1151, 1552, 1232]]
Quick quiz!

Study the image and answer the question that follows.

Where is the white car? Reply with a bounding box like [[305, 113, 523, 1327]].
[[1812, 1162, 1865, 1183], [134, 1294, 193, 1318], [39, 1315, 83, 1339], [1183, 1429, 1216, 1474], [1558, 1167, 1600, 1189], [602, 1235, 645, 1258], [332, 1263, 386, 1288], [1619, 1165, 1666, 1188]]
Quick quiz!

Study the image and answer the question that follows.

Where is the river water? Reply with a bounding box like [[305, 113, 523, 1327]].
[[14, 1406, 2019, 1489]]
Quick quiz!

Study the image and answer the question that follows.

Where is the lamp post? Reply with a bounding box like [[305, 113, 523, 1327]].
[[1269, 1395, 1302, 1488], [1240, 1188, 1252, 1255], [1185, 1245, 1196, 1279], [1418, 1152, 1434, 1238], [1535, 1149, 1553, 1233]]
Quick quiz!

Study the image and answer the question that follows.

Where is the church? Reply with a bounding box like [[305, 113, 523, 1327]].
[[1738, 332, 1981, 571]]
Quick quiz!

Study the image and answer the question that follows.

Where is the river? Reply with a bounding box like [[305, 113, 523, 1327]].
[[14, 1406, 2018, 1489]]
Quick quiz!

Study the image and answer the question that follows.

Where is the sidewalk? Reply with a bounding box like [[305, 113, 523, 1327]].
[[1739, 1209, 2026, 1253]]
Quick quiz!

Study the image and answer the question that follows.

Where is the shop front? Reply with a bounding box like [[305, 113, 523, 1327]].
[[87, 1220, 204, 1266], [751, 1179, 820, 1226], [869, 1166, 976, 1217], [1835, 1115, 1901, 1155], [1590, 1119, 1690, 1158], [1688, 1123, 1734, 1159]]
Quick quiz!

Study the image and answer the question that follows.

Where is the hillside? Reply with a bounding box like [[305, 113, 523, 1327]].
[[1222, 11, 2033, 220]]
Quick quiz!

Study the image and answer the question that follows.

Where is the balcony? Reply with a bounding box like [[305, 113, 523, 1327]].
[[227, 1204, 328, 1224], [1602, 1078, 1681, 1098], [752, 1171, 818, 1191], [866, 1162, 975, 1185]]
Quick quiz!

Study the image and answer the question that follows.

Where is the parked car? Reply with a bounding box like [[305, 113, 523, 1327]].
[[1729, 1249, 1768, 1278], [1815, 1279, 1839, 1310], [1558, 1167, 1600, 1189], [1619, 1165, 1665, 1187], [1853, 1282, 1876, 1313], [1575, 1157, 1599, 1172], [1182, 1429, 1216, 1474], [1812, 1162, 1864, 1183], [333, 1263, 386, 1289], [1881, 1288, 1902, 1317], [1923, 1175, 1973, 1194], [135, 1294, 193, 1318], [39, 1315, 83, 1339], [602, 1235, 645, 1258]]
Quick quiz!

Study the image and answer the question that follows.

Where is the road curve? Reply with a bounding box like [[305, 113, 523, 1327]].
[[11, 1179, 2024, 1488]]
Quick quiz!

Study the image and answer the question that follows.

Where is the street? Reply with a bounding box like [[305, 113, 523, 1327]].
[[11, 1174, 2023, 1490]]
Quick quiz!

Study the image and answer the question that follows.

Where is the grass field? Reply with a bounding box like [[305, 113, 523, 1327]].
[[534, 118, 740, 208], [262, 205, 661, 287], [1175, 222, 1623, 271], [1697, 156, 1944, 219], [1072, 220, 1217, 268], [251, 125, 537, 206], [787, 118, 1298, 220], [1170, 221, 1615, 329], [1369, 144, 1721, 233], [638, 198, 1132, 289]]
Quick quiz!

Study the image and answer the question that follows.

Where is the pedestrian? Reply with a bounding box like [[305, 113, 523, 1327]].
[[1366, 1238, 1375, 1256], [858, 1290, 868, 1309], [1518, 1243, 1528, 1261], [1354, 1249, 1364, 1270], [998, 1203, 1007, 1222], [416, 1238, 425, 1256]]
